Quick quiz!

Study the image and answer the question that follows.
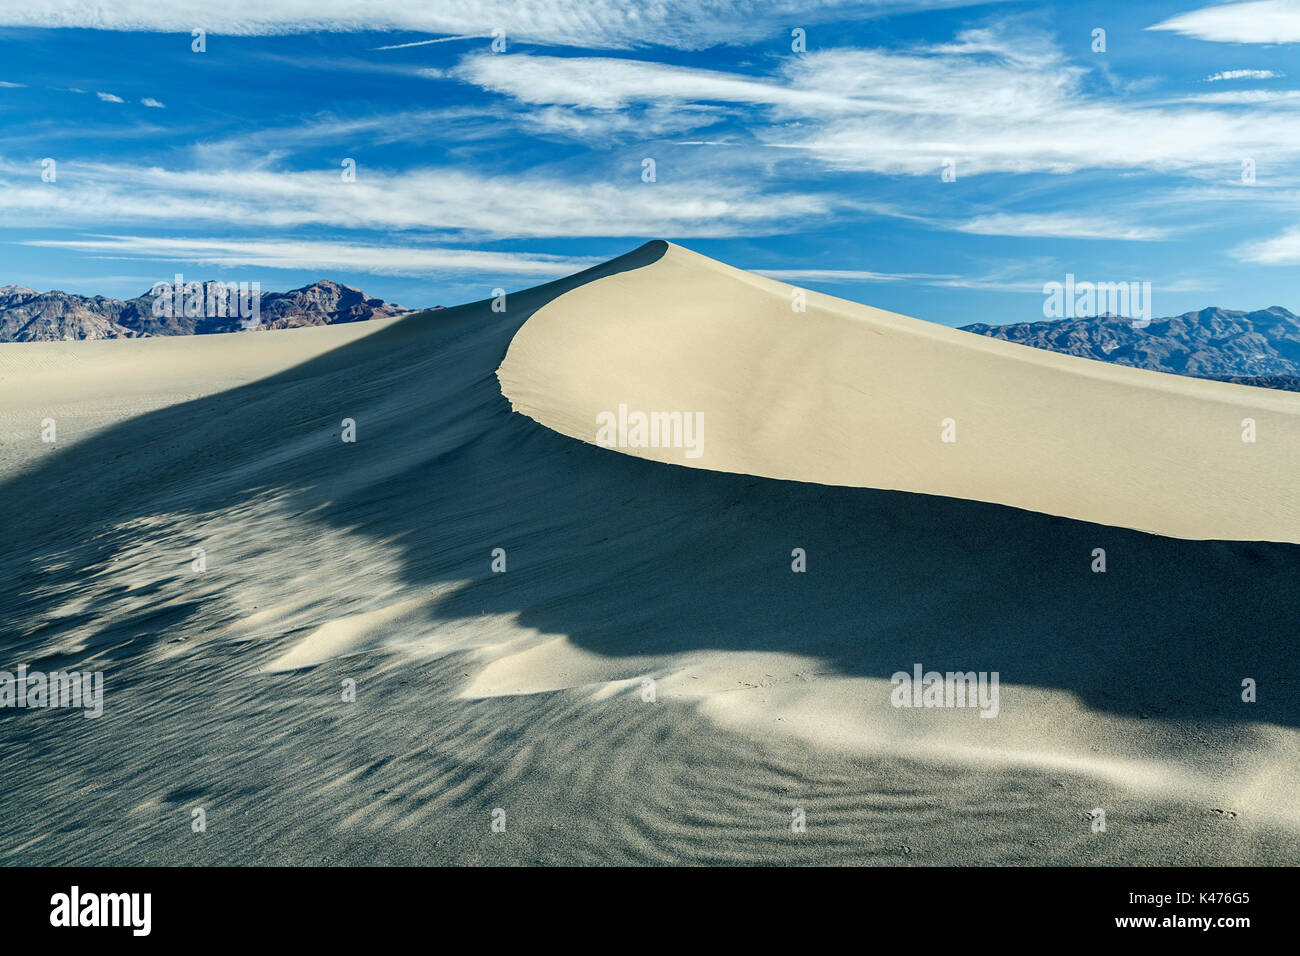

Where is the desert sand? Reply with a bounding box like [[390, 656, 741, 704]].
[[500, 243, 1300, 544], [0, 241, 1296, 865]]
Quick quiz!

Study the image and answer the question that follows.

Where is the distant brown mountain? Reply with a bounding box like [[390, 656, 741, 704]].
[[0, 280, 415, 342], [961, 306, 1300, 392]]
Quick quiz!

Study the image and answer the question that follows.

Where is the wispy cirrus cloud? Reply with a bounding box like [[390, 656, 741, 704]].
[[1206, 69, 1284, 81], [0, 0, 1008, 50], [519, 103, 724, 139], [1234, 226, 1300, 263], [448, 28, 1300, 176], [451, 53, 838, 111], [1150, 1, 1300, 44], [953, 214, 1173, 241], [1176, 89, 1300, 103], [19, 235, 598, 277], [0, 158, 837, 239]]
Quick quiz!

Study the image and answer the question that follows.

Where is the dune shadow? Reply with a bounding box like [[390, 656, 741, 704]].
[[0, 236, 1295, 733]]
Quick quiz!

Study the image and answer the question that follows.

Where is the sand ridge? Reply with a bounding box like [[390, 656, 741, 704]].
[[499, 242, 1300, 543]]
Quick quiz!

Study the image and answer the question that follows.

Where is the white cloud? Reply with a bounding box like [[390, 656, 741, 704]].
[[95, 91, 124, 103], [520, 104, 724, 139], [1177, 89, 1300, 103], [141, 97, 166, 108], [1205, 69, 1283, 81], [449, 29, 1300, 176], [20, 235, 598, 277], [954, 214, 1172, 241], [451, 53, 842, 112], [1150, 1, 1300, 44], [0, 158, 835, 238], [1234, 226, 1300, 263], [0, 1, 1003, 50], [751, 38, 1300, 174], [0, 81, 24, 88]]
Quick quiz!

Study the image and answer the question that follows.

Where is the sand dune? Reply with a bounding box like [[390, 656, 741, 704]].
[[499, 242, 1300, 543], [0, 241, 1295, 865]]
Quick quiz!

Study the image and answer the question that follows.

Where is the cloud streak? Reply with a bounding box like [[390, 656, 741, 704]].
[[449, 30, 1300, 176], [0, 1, 1002, 50], [953, 214, 1172, 241], [0, 158, 836, 239], [1150, 1, 1300, 44], [1205, 69, 1283, 81], [1235, 226, 1300, 264], [20, 235, 599, 277]]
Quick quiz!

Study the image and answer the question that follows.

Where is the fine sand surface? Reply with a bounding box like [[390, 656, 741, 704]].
[[0, 241, 1295, 865], [500, 243, 1300, 544]]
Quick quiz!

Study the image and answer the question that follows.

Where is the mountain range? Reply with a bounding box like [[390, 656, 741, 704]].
[[0, 280, 413, 342], [2, 280, 1297, 392], [962, 306, 1300, 392]]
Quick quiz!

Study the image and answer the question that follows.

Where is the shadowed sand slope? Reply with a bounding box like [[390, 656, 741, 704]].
[[499, 243, 1300, 543], [0, 241, 1296, 865]]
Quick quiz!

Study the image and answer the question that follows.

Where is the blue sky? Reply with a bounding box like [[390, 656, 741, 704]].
[[2, 0, 1300, 326]]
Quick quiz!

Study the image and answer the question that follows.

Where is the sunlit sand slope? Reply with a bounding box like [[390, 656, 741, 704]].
[[499, 243, 1300, 543]]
